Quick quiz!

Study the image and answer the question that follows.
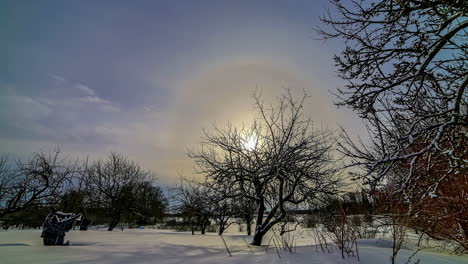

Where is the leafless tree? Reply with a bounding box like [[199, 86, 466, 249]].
[[132, 182, 167, 225], [83, 152, 153, 231], [172, 179, 212, 235], [233, 196, 257, 236], [0, 148, 75, 218], [0, 155, 10, 209], [211, 196, 235, 235], [188, 90, 340, 245], [318, 0, 467, 201], [198, 181, 250, 235]]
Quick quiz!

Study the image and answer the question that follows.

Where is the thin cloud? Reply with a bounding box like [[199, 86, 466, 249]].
[[69, 80, 116, 109], [75, 83, 96, 96], [80, 95, 120, 112], [49, 74, 66, 84], [100, 104, 120, 112], [80, 95, 110, 104]]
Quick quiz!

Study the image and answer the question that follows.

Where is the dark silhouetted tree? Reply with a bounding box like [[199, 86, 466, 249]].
[[189, 90, 340, 245], [0, 148, 75, 218], [84, 152, 154, 231], [172, 180, 211, 235]]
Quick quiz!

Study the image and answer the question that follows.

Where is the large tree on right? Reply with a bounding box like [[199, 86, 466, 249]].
[[320, 0, 467, 250]]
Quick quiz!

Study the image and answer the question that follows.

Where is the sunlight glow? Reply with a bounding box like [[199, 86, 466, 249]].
[[243, 135, 258, 151]]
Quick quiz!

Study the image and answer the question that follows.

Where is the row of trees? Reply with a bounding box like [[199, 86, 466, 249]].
[[172, 179, 257, 236], [0, 151, 167, 231]]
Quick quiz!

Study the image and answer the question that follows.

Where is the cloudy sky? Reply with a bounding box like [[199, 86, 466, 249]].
[[1, 0, 364, 184]]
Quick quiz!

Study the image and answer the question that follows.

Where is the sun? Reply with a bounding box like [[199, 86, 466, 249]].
[[243, 135, 258, 151]]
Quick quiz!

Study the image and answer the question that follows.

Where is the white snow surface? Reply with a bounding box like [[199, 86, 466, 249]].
[[0, 228, 466, 264]]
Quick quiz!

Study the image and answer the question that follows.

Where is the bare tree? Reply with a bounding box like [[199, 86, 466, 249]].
[[233, 196, 257, 236], [132, 182, 167, 225], [189, 90, 340, 245], [172, 179, 211, 235], [0, 155, 10, 210], [0, 148, 75, 218], [319, 1, 468, 253], [211, 197, 234, 235], [319, 0, 467, 199], [84, 152, 153, 231]]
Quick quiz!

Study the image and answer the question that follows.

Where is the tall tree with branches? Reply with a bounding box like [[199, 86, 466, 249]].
[[189, 90, 340, 245], [319, 0, 467, 199]]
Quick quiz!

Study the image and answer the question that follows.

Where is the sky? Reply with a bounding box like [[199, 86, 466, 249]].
[[0, 0, 365, 184]]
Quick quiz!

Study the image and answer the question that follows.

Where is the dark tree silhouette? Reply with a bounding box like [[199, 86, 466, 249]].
[[233, 197, 256, 236], [189, 90, 340, 245], [210, 194, 235, 235], [84, 152, 153, 231], [172, 180, 211, 235], [132, 182, 167, 225], [0, 149, 75, 218]]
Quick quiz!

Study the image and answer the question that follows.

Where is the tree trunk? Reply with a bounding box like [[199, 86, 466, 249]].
[[250, 200, 265, 245], [201, 224, 206, 234], [190, 219, 195, 235], [200, 216, 209, 235], [245, 216, 252, 236], [218, 223, 225, 235], [108, 215, 120, 231], [219, 218, 229, 235], [251, 230, 265, 246]]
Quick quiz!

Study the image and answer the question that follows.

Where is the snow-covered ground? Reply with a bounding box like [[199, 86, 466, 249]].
[[0, 228, 466, 264]]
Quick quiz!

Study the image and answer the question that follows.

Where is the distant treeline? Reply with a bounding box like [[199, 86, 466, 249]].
[[0, 149, 166, 231]]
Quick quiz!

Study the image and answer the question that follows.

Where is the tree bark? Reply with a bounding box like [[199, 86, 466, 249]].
[[250, 200, 265, 245], [245, 216, 252, 236], [251, 230, 265, 246], [190, 218, 195, 235], [218, 223, 225, 235], [108, 215, 120, 231]]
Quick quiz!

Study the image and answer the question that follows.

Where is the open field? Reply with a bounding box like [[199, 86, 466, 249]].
[[1, 229, 466, 264]]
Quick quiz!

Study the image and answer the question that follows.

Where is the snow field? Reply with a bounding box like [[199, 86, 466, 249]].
[[0, 228, 467, 264]]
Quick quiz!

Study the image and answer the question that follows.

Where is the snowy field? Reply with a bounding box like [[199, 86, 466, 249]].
[[0, 229, 467, 264]]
